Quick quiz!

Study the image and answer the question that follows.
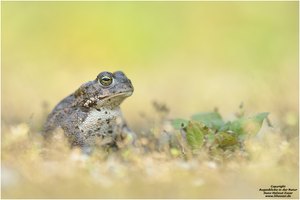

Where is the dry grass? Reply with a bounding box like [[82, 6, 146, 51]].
[[1, 110, 298, 198]]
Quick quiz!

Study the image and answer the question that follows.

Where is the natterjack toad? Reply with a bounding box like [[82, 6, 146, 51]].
[[43, 71, 134, 151]]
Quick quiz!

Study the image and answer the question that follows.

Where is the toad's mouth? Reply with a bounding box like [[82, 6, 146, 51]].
[[96, 91, 133, 107], [99, 91, 133, 100], [83, 91, 133, 108]]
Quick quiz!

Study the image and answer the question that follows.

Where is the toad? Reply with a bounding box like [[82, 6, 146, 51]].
[[43, 71, 134, 151]]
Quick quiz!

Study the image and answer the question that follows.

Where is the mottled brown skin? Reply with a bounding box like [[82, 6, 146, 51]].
[[43, 71, 134, 151]]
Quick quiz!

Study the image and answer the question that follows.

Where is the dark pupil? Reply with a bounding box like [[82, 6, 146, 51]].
[[100, 76, 112, 86], [102, 77, 110, 81]]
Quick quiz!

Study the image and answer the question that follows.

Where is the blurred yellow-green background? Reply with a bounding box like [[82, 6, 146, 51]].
[[2, 2, 298, 131], [1, 1, 299, 199]]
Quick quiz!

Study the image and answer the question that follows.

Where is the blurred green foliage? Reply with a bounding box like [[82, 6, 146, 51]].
[[185, 121, 206, 150], [172, 111, 268, 151], [191, 112, 224, 130]]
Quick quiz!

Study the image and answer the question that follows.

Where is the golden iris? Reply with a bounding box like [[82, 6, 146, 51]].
[[99, 75, 113, 86]]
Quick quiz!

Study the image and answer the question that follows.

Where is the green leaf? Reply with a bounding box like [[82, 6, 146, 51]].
[[240, 112, 269, 136], [229, 120, 243, 135], [185, 121, 205, 150], [219, 121, 231, 132], [171, 118, 189, 129], [215, 132, 238, 148], [220, 112, 269, 138], [191, 112, 224, 130], [253, 112, 269, 122]]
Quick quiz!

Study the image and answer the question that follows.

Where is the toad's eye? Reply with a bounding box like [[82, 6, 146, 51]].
[[99, 75, 113, 86]]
